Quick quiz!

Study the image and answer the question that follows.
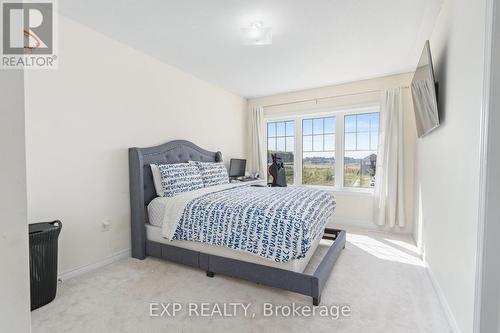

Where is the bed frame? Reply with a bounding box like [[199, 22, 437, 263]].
[[129, 140, 346, 305]]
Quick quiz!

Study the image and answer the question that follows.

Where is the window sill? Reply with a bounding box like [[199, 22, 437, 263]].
[[301, 185, 374, 196]]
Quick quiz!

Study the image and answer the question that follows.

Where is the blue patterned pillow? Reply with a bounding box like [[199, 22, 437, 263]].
[[190, 161, 229, 187], [156, 163, 204, 197]]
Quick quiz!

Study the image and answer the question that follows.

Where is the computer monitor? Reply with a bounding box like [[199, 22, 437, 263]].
[[229, 159, 246, 178]]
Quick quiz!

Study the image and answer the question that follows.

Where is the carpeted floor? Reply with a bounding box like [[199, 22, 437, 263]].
[[31, 229, 451, 333]]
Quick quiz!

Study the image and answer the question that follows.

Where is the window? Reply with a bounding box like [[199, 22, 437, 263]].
[[265, 107, 379, 190], [344, 113, 379, 188], [267, 120, 294, 185], [302, 117, 336, 186]]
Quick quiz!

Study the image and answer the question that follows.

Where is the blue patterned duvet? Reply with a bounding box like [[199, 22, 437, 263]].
[[172, 185, 336, 263]]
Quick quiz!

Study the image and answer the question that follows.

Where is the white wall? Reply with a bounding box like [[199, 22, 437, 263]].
[[416, 0, 488, 331], [24, 16, 247, 275], [249, 73, 417, 234], [0, 71, 31, 331]]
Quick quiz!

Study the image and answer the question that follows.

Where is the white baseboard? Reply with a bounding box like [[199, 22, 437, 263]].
[[58, 248, 131, 281], [332, 218, 413, 235], [424, 260, 461, 333]]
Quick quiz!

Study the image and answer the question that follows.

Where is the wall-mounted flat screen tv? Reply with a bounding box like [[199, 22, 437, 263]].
[[411, 40, 440, 137]]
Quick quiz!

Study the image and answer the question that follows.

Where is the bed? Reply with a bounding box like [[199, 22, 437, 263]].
[[129, 140, 345, 305]]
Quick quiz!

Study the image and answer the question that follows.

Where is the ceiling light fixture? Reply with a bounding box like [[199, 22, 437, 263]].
[[241, 21, 272, 46]]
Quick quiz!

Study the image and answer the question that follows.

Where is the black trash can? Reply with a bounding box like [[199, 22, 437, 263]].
[[29, 220, 62, 311]]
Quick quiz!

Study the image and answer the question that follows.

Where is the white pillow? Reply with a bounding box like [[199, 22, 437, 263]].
[[151, 163, 204, 197], [160, 163, 204, 197], [189, 161, 229, 187], [150, 164, 164, 197]]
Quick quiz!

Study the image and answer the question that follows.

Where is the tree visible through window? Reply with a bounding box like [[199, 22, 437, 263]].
[[344, 112, 379, 188], [302, 117, 336, 186], [267, 121, 294, 185]]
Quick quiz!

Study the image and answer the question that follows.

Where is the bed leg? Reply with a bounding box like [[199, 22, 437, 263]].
[[206, 271, 215, 278], [313, 295, 321, 306]]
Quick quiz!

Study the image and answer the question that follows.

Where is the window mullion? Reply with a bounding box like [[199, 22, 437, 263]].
[[295, 118, 302, 185], [336, 112, 344, 189]]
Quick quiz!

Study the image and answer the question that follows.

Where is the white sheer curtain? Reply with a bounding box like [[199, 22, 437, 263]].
[[248, 105, 267, 179], [373, 88, 405, 227]]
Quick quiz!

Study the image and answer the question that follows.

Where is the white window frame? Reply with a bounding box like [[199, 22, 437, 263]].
[[264, 104, 380, 193]]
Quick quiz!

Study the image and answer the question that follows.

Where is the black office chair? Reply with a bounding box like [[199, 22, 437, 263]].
[[268, 154, 287, 187]]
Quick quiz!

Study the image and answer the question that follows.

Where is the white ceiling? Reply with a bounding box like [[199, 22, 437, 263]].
[[59, 0, 442, 98]]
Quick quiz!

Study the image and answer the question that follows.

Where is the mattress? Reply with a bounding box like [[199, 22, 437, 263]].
[[145, 222, 327, 273], [148, 183, 336, 263], [147, 181, 336, 270]]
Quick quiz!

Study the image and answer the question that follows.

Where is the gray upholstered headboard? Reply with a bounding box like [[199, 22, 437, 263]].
[[128, 140, 222, 259]]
